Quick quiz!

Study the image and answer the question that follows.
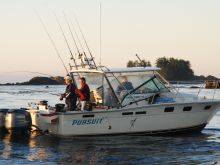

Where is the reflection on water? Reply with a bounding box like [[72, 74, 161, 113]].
[[1, 131, 220, 164], [0, 85, 220, 164]]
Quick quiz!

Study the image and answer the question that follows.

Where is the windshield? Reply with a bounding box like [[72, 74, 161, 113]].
[[71, 71, 169, 108], [72, 72, 119, 108], [105, 71, 169, 106]]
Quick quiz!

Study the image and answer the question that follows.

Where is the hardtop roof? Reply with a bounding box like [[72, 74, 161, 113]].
[[70, 67, 160, 74]]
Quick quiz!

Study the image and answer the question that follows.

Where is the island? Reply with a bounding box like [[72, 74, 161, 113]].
[[0, 76, 65, 85]]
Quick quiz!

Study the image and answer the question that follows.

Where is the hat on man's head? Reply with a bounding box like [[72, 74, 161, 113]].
[[64, 75, 71, 80]]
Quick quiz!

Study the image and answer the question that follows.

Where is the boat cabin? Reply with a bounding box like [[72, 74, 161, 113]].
[[71, 67, 171, 110]]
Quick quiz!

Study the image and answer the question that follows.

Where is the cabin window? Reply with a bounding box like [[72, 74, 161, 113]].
[[103, 78, 119, 108], [164, 107, 174, 112], [72, 72, 120, 108], [122, 112, 133, 115], [82, 114, 95, 118], [105, 71, 170, 107], [204, 105, 212, 110], [183, 106, 192, 111], [135, 111, 146, 115]]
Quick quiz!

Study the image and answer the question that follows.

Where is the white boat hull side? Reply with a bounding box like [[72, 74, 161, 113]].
[[46, 101, 220, 136]]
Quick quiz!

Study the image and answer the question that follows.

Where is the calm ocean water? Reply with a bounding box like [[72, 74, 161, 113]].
[[0, 85, 220, 165]]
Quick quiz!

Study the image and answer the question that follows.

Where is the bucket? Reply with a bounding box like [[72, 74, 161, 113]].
[[55, 104, 65, 112]]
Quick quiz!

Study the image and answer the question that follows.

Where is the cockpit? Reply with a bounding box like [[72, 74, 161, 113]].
[[71, 67, 170, 109]]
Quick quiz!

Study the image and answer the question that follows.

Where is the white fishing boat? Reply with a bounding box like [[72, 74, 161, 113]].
[[18, 13, 220, 136], [27, 66, 220, 136]]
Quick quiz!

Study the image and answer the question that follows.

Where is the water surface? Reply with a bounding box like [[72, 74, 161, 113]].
[[0, 85, 220, 164]]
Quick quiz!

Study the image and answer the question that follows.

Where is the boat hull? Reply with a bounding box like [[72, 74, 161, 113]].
[[37, 101, 220, 136]]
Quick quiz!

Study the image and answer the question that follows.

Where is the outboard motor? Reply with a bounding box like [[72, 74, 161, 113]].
[[0, 109, 8, 131], [5, 109, 32, 132]]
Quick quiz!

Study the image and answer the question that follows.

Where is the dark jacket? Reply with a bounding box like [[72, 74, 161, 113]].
[[64, 83, 77, 103], [63, 83, 77, 111]]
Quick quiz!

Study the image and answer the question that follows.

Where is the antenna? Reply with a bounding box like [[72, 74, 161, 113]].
[[99, 2, 102, 66], [135, 54, 145, 67], [135, 54, 142, 63]]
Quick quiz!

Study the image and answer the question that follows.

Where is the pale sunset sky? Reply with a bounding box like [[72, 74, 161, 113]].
[[0, 0, 220, 83]]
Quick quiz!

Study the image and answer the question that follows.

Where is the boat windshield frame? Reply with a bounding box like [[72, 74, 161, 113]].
[[70, 70, 122, 108], [120, 74, 170, 105], [70, 67, 166, 108]]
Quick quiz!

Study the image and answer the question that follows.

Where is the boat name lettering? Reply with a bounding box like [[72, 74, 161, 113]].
[[72, 118, 104, 126]]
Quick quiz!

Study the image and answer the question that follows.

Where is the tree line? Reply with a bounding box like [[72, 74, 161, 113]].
[[127, 57, 218, 81]]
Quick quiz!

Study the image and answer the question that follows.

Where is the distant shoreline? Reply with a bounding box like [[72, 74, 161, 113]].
[[0, 76, 65, 86]]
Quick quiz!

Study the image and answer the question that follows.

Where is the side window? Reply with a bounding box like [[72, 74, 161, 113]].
[[153, 77, 169, 92], [103, 78, 119, 108]]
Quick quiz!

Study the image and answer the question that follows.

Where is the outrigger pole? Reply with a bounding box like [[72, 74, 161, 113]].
[[73, 14, 98, 69], [35, 10, 69, 75]]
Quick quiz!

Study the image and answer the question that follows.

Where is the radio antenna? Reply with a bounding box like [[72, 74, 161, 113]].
[[135, 54, 145, 67], [99, 2, 102, 66]]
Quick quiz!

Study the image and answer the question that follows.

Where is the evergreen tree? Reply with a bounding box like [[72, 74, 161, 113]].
[[127, 60, 151, 67], [156, 57, 194, 81]]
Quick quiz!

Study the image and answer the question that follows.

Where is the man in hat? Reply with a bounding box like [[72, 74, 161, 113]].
[[60, 75, 77, 111]]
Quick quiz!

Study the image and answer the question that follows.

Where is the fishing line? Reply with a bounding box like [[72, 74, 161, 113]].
[[34, 10, 69, 75], [0, 71, 53, 77], [68, 17, 90, 68], [62, 11, 85, 68], [53, 12, 76, 66], [73, 13, 97, 69]]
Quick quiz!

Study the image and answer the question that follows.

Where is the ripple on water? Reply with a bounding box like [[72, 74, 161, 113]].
[[0, 86, 220, 164]]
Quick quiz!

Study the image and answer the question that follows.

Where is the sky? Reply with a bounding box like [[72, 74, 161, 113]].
[[0, 0, 220, 83]]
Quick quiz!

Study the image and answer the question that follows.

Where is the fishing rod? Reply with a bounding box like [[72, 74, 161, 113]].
[[63, 11, 87, 69], [53, 12, 82, 69], [53, 12, 83, 86], [0, 71, 53, 77], [34, 10, 69, 75], [68, 18, 91, 68], [69, 19, 85, 54], [73, 14, 97, 69]]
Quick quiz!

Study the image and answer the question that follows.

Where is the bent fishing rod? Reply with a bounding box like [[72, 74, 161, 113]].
[[0, 71, 53, 77]]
